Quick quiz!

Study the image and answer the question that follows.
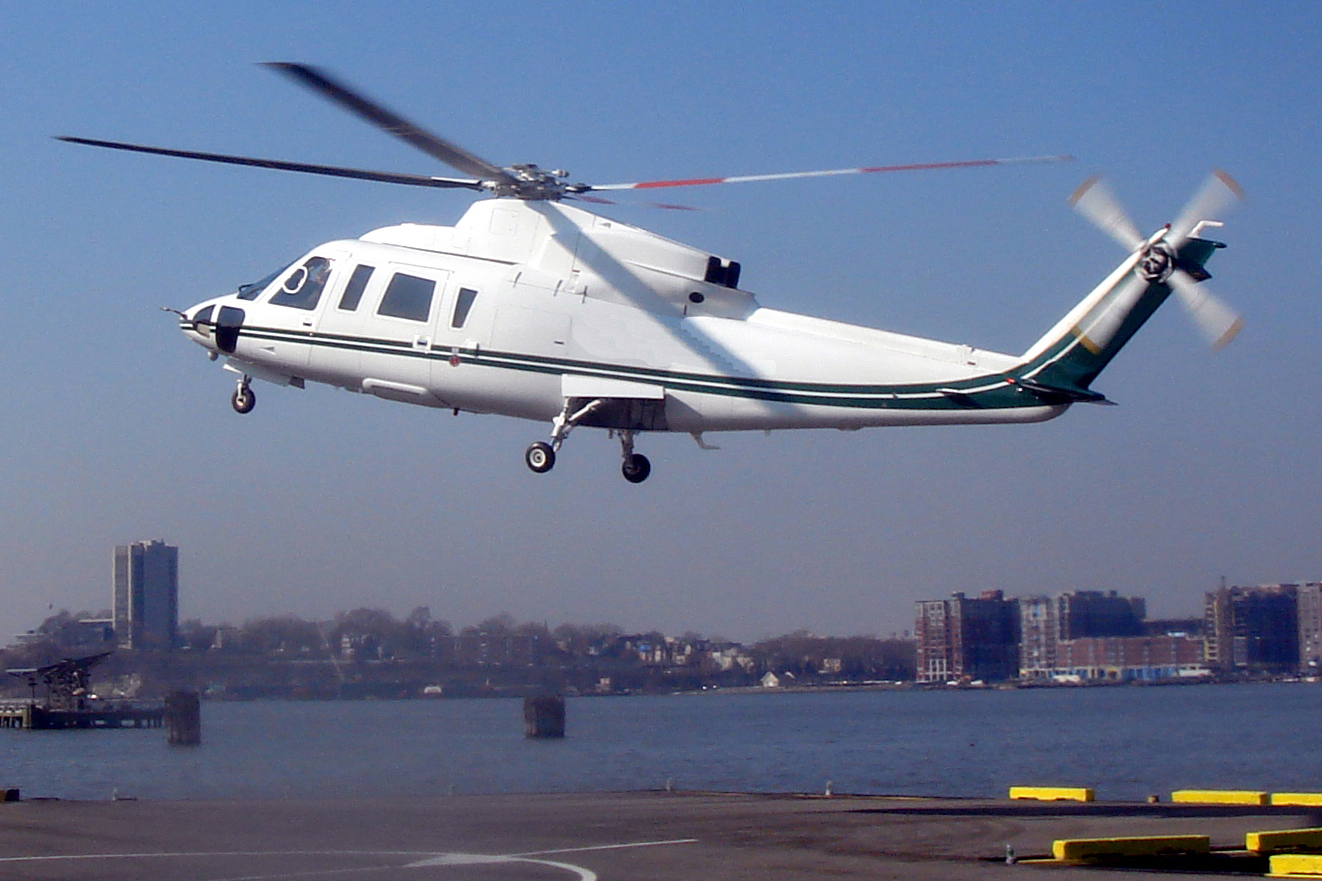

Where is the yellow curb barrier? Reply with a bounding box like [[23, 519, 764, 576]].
[[1052, 835, 1210, 862], [1249, 828, 1322, 854], [1171, 789, 1268, 805], [1008, 786, 1094, 802], [1274, 794, 1322, 807], [1270, 853, 1322, 876]]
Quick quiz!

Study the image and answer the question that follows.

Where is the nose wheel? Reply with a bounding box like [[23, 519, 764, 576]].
[[524, 441, 555, 473], [231, 378, 256, 414]]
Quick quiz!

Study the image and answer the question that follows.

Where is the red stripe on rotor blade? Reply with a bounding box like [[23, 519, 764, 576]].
[[631, 177, 727, 189]]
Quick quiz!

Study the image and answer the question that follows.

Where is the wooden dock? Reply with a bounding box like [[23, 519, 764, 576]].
[[0, 700, 163, 730]]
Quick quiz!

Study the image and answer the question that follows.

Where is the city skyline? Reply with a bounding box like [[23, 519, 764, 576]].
[[2, 4, 1320, 642], [14, 537, 1313, 648]]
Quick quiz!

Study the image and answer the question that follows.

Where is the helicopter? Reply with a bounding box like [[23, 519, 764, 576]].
[[60, 63, 1243, 483]]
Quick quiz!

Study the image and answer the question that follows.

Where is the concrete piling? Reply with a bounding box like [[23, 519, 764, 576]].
[[164, 690, 201, 746], [523, 695, 565, 739]]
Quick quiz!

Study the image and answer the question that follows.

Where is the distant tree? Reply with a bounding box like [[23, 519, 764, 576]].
[[752, 632, 916, 680], [552, 623, 623, 657], [178, 618, 220, 652], [463, 612, 518, 637], [402, 606, 452, 657], [239, 615, 325, 656]]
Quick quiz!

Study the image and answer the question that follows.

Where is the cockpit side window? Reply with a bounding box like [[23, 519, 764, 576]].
[[377, 273, 436, 322], [269, 256, 333, 311], [338, 264, 375, 312]]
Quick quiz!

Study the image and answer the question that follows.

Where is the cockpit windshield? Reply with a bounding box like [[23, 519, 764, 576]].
[[237, 261, 294, 301]]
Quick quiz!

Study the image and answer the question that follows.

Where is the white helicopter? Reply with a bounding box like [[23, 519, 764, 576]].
[[62, 63, 1242, 483]]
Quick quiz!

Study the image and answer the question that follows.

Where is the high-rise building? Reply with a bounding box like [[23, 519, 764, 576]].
[[1204, 583, 1299, 673], [915, 591, 1019, 683], [1297, 583, 1322, 675], [112, 540, 179, 651], [1020, 590, 1148, 679]]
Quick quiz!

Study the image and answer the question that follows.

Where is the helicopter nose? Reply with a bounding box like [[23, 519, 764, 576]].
[[182, 301, 245, 355]]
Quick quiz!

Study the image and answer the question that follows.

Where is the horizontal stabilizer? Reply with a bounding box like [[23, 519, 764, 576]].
[[1013, 378, 1114, 405]]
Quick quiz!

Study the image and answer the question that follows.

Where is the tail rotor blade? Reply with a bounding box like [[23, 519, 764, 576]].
[[1069, 175, 1145, 251], [1170, 169, 1245, 244], [1169, 270, 1244, 350]]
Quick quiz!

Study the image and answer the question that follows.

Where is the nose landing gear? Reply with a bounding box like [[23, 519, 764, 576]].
[[231, 376, 256, 414]]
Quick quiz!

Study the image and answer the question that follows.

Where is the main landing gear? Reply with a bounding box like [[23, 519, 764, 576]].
[[231, 376, 256, 414], [524, 399, 652, 483]]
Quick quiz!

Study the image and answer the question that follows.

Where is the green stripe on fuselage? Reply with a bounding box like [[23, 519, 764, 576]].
[[233, 325, 1042, 412]]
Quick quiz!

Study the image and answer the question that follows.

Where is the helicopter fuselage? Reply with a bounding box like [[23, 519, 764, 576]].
[[181, 198, 1066, 444]]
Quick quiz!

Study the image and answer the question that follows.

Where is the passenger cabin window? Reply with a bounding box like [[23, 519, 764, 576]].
[[338, 264, 375, 311], [451, 288, 478, 329], [269, 256, 332, 310], [377, 272, 435, 322]]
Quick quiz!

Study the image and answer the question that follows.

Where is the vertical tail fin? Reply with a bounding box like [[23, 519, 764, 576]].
[[1016, 173, 1241, 397]]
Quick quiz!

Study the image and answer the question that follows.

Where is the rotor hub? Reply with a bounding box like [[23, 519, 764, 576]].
[[489, 164, 576, 200], [1137, 241, 1176, 283]]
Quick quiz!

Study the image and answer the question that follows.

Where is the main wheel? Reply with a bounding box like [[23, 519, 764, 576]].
[[622, 453, 651, 483], [231, 386, 256, 414], [525, 441, 555, 474]]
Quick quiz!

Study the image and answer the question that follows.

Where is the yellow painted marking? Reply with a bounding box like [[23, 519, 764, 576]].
[[1070, 326, 1103, 355], [1171, 789, 1268, 805], [1271, 853, 1322, 876], [1009, 786, 1094, 802], [1248, 828, 1322, 854], [1052, 835, 1210, 862], [1273, 794, 1322, 807]]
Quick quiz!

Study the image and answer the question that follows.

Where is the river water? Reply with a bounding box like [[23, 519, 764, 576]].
[[4, 683, 1320, 802]]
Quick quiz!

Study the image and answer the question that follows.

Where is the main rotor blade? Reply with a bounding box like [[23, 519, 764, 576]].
[[1170, 169, 1244, 245], [57, 136, 486, 190], [1068, 175, 1145, 251], [262, 62, 515, 186], [1169, 269, 1244, 350], [584, 154, 1074, 192]]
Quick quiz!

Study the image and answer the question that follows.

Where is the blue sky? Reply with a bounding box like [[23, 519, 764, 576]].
[[1, 2, 1319, 641]]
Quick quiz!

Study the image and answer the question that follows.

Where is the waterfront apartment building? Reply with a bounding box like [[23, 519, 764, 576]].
[[1019, 590, 1149, 680], [1297, 583, 1322, 675], [112, 540, 179, 651], [1048, 635, 1205, 681], [1204, 583, 1299, 673], [915, 591, 1019, 683]]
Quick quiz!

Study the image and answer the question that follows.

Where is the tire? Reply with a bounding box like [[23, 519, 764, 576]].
[[525, 442, 555, 474], [622, 453, 651, 483], [231, 387, 256, 414]]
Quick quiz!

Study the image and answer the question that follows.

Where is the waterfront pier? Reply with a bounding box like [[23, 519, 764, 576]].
[[0, 701, 163, 730], [2, 651, 165, 730]]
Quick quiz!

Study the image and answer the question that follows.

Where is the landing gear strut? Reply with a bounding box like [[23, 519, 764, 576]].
[[524, 398, 604, 475], [523, 399, 652, 482], [231, 376, 256, 414]]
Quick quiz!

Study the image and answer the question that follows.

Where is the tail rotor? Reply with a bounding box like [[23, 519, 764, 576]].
[[1070, 171, 1244, 350]]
